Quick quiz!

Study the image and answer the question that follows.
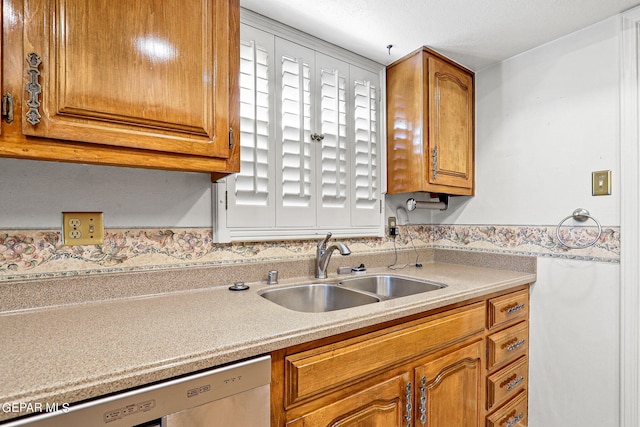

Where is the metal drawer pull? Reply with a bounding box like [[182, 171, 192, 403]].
[[25, 52, 42, 125], [505, 412, 524, 427], [505, 375, 525, 391], [419, 376, 427, 425], [507, 339, 526, 352], [505, 303, 525, 314], [404, 381, 412, 427]]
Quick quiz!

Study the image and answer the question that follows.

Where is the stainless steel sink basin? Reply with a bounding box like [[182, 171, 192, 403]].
[[338, 275, 446, 299], [259, 283, 380, 313]]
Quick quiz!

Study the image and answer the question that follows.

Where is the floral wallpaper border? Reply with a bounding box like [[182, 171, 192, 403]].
[[0, 224, 620, 281]]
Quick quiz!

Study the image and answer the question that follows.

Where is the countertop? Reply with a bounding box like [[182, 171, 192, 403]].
[[0, 260, 535, 422]]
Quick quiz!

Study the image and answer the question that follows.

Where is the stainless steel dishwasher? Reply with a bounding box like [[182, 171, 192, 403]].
[[2, 355, 270, 427]]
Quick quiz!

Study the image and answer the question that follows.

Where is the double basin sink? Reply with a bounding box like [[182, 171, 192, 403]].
[[259, 275, 446, 313]]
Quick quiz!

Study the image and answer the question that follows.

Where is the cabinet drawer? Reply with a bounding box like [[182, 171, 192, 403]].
[[487, 321, 528, 369], [285, 303, 485, 406], [487, 357, 528, 410], [486, 391, 528, 427], [488, 289, 529, 330]]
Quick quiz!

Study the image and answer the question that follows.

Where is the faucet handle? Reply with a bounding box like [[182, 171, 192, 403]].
[[318, 232, 332, 249]]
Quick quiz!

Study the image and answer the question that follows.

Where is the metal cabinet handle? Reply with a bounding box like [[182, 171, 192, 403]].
[[404, 381, 412, 427], [311, 133, 325, 142], [432, 147, 438, 180], [502, 375, 525, 391], [25, 52, 42, 125], [505, 303, 525, 314], [507, 339, 526, 352], [505, 412, 524, 427], [419, 376, 427, 425]]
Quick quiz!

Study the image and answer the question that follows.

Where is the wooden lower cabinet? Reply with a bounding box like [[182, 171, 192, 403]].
[[285, 372, 411, 427], [415, 341, 483, 427], [271, 285, 530, 427], [485, 288, 530, 427], [486, 391, 528, 427]]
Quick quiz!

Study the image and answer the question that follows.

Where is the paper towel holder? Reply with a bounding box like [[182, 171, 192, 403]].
[[406, 194, 449, 211]]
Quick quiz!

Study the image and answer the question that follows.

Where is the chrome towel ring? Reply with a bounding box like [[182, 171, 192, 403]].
[[555, 208, 602, 249]]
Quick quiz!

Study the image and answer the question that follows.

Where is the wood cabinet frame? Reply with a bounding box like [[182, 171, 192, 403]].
[[270, 285, 530, 427], [386, 46, 475, 196], [1, 0, 240, 179]]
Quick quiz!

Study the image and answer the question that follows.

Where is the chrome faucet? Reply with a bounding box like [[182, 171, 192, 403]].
[[316, 232, 351, 279]]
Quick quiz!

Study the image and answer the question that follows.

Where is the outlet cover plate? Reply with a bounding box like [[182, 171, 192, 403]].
[[62, 212, 104, 246], [592, 170, 612, 196]]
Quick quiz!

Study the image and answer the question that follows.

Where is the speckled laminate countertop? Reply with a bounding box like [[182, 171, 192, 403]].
[[0, 257, 536, 422]]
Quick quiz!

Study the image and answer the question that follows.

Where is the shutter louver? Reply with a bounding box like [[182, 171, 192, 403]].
[[236, 39, 271, 206], [280, 54, 312, 208], [319, 66, 347, 209], [353, 76, 378, 211]]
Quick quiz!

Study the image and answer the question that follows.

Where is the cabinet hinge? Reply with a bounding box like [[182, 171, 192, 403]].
[[228, 128, 234, 149], [1, 93, 14, 124]]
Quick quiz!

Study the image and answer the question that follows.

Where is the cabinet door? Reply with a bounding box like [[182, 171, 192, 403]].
[[414, 341, 483, 427], [286, 372, 411, 427], [427, 56, 474, 190], [22, 0, 233, 158]]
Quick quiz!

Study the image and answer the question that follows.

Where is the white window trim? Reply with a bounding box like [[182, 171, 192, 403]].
[[620, 8, 640, 427]]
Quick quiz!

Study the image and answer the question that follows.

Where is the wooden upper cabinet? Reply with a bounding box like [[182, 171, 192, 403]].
[[386, 46, 474, 195], [23, 0, 232, 157], [0, 0, 239, 176]]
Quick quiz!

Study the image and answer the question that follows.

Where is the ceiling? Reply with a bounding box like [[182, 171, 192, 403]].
[[240, 0, 640, 70]]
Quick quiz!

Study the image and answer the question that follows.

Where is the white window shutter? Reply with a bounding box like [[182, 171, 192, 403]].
[[227, 24, 276, 228], [316, 53, 350, 227], [350, 65, 381, 227], [275, 39, 316, 227]]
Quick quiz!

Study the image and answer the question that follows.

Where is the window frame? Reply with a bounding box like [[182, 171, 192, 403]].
[[213, 8, 386, 243]]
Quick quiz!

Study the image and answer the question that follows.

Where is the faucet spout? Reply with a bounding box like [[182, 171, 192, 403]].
[[316, 233, 351, 279]]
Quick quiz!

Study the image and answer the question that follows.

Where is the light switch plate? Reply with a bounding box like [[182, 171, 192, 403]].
[[592, 170, 612, 196], [62, 212, 104, 246], [388, 216, 398, 236]]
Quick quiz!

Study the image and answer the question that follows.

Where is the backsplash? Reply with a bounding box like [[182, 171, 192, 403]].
[[0, 224, 619, 281]]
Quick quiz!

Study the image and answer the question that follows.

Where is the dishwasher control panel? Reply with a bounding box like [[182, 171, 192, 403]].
[[103, 399, 155, 423]]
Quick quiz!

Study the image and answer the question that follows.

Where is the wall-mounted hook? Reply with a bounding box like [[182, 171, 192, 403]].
[[387, 44, 393, 55]]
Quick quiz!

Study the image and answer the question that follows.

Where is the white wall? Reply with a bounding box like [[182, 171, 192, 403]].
[[531, 258, 619, 426], [431, 17, 621, 427], [0, 158, 213, 228], [388, 21, 621, 228]]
